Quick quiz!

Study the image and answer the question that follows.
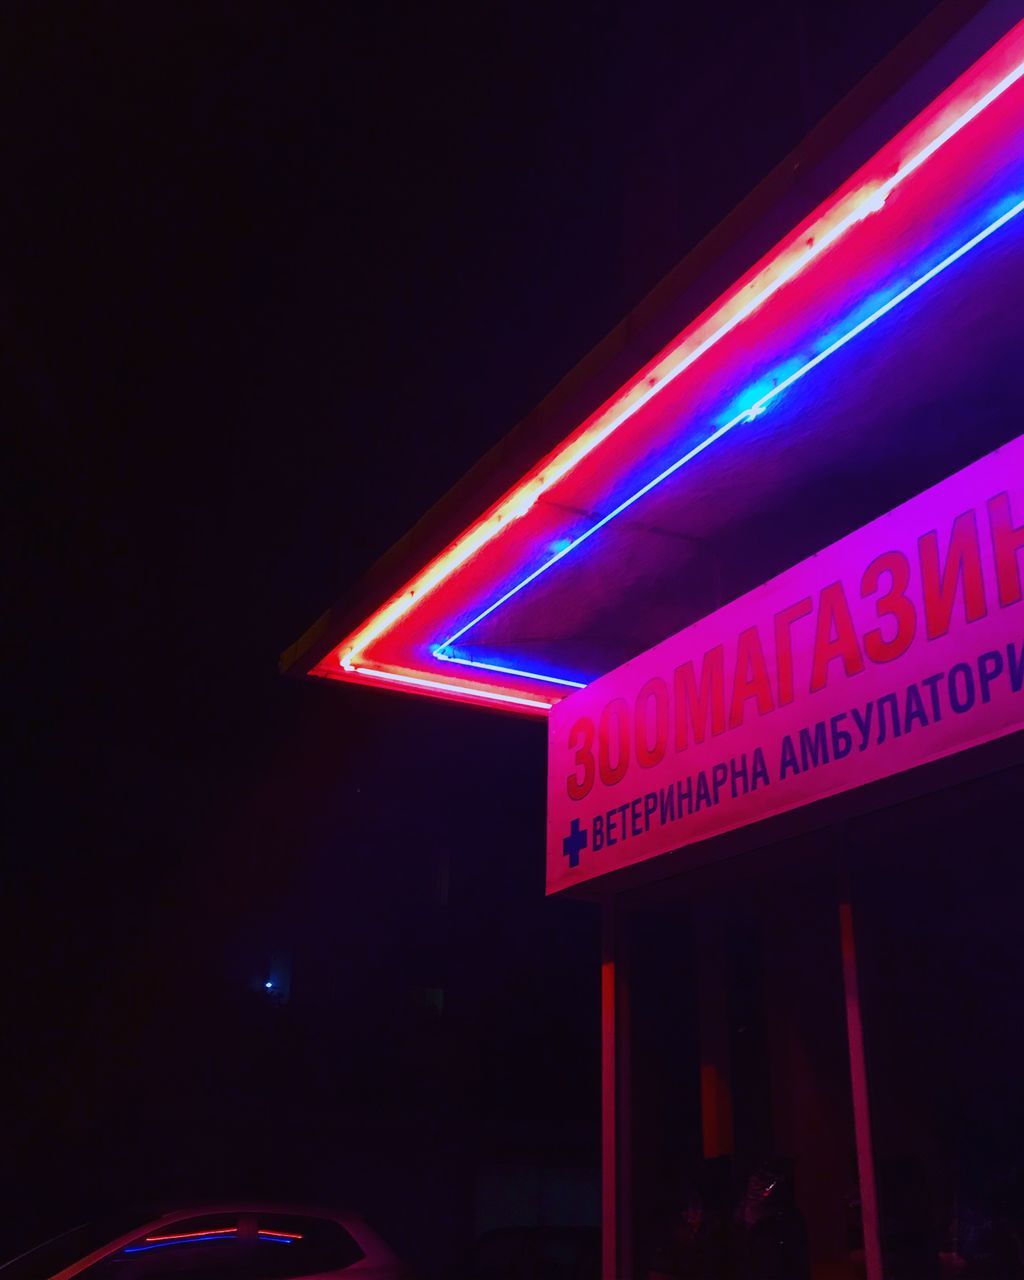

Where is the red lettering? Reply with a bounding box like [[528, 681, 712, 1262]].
[[988, 491, 1024, 607], [861, 549, 916, 663], [919, 509, 987, 639], [635, 677, 668, 769], [729, 626, 774, 728], [566, 717, 595, 800], [599, 698, 630, 786], [810, 581, 864, 693], [774, 596, 812, 705], [674, 646, 725, 750]]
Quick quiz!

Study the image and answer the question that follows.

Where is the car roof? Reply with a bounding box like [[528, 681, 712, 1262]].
[[48, 1203, 399, 1280]]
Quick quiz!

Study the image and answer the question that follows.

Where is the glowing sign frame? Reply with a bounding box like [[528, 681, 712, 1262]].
[[304, 18, 1024, 716]]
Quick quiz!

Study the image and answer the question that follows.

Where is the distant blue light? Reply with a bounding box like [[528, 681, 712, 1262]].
[[264, 981, 274, 990], [432, 193, 1024, 687]]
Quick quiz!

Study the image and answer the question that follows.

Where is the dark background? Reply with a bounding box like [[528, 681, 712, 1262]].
[[5, 0, 950, 1270]]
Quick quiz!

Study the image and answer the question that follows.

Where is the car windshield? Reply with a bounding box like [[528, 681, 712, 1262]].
[[0, 1213, 152, 1279]]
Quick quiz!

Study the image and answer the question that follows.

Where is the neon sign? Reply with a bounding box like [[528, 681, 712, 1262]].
[[307, 20, 1024, 715], [546, 438, 1024, 891]]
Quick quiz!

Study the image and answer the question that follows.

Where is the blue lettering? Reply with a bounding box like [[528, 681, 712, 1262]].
[[948, 663, 976, 714], [852, 703, 874, 750], [1008, 640, 1024, 693], [922, 672, 944, 722], [876, 693, 902, 743], [903, 683, 928, 733], [799, 721, 829, 770], [831, 713, 853, 760], [751, 747, 769, 790], [977, 650, 1004, 703], [780, 734, 800, 779]]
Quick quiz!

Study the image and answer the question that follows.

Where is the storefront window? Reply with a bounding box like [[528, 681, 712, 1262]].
[[627, 848, 859, 1279], [854, 766, 1024, 1279]]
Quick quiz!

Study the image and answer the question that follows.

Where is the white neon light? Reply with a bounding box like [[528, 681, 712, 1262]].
[[433, 649, 588, 689], [352, 666, 553, 710], [338, 48, 1024, 677], [332, 34, 1024, 718]]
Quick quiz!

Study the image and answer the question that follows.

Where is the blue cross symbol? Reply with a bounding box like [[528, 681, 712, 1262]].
[[562, 817, 588, 868]]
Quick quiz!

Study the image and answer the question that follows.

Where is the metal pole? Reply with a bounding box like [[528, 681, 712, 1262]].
[[617, 915, 632, 1278], [839, 894, 885, 1280], [601, 896, 632, 1280]]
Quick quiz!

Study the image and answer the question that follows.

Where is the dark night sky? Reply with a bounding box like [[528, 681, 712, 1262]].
[[4, 0, 946, 1251]]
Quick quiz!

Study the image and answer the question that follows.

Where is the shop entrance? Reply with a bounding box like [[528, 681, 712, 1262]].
[[625, 850, 858, 1280], [613, 757, 1024, 1280], [853, 764, 1024, 1280]]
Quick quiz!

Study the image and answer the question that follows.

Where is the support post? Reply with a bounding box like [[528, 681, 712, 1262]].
[[602, 897, 632, 1280], [839, 894, 884, 1280], [696, 917, 734, 1161]]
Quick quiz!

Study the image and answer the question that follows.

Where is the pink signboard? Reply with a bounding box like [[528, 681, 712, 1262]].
[[547, 437, 1024, 893]]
